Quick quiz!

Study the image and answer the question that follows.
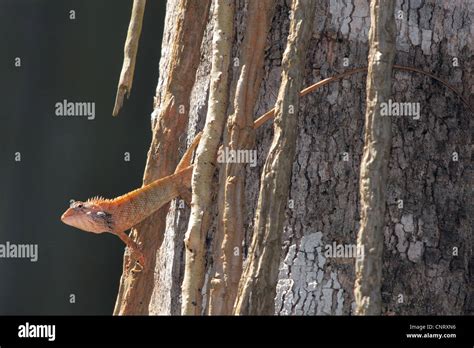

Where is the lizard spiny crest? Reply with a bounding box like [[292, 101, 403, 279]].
[[86, 195, 109, 203]]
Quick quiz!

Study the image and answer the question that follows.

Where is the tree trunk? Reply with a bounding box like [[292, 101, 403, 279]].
[[114, 0, 210, 315], [208, 0, 275, 315], [182, 0, 234, 315], [148, 0, 473, 315], [353, 0, 396, 315], [233, 0, 315, 315]]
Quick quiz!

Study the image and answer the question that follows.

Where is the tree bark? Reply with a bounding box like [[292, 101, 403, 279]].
[[114, 0, 210, 315], [182, 0, 234, 315], [208, 0, 275, 315], [233, 0, 315, 315], [149, 0, 473, 315], [353, 0, 396, 315]]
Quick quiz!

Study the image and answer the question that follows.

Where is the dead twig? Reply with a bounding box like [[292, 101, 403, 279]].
[[113, 0, 147, 116]]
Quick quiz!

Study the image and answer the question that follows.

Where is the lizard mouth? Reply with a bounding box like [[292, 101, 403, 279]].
[[61, 208, 75, 224]]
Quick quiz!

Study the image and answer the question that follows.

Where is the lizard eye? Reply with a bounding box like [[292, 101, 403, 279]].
[[77, 204, 83, 208]]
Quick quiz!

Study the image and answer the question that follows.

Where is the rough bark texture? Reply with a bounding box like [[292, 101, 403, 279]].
[[114, 0, 210, 315], [208, 0, 275, 315], [233, 0, 315, 315], [182, 0, 234, 315], [148, 0, 215, 315], [150, 0, 473, 315], [354, 0, 396, 315]]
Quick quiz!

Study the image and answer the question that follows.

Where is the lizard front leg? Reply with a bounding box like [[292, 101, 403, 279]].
[[116, 231, 146, 270]]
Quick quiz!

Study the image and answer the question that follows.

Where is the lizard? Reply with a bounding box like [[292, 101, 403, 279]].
[[61, 136, 201, 269], [61, 65, 472, 270]]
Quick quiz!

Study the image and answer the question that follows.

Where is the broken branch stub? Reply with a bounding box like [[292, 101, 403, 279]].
[[113, 0, 147, 116]]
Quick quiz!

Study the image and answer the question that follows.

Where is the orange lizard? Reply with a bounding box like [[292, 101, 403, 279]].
[[61, 65, 472, 269], [61, 136, 201, 269]]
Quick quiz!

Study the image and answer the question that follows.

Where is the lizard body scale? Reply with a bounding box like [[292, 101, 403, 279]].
[[61, 65, 472, 268]]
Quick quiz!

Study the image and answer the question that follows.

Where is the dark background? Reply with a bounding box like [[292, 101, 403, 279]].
[[0, 0, 166, 314]]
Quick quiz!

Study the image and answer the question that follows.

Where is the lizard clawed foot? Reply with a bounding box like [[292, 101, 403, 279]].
[[117, 231, 146, 272], [130, 247, 146, 272]]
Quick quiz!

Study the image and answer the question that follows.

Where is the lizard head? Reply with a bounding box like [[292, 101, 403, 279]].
[[61, 199, 112, 233]]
